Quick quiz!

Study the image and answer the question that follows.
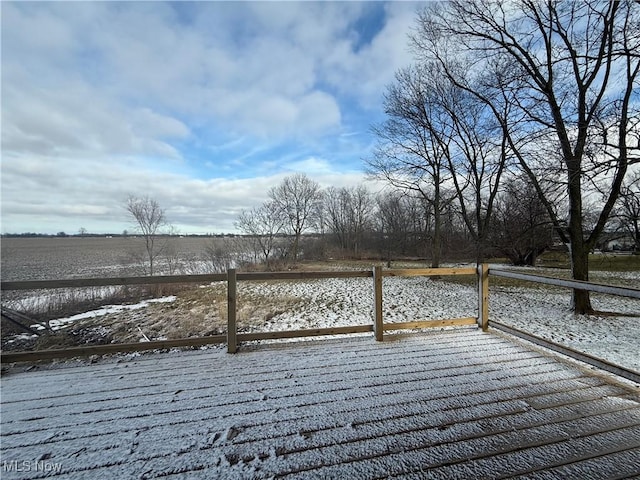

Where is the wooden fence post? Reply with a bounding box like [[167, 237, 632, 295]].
[[477, 263, 489, 331], [227, 268, 237, 353], [373, 266, 383, 341]]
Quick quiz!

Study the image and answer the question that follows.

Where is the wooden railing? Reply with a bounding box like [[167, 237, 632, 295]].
[[224, 266, 480, 353], [2, 265, 639, 384], [1, 266, 479, 362], [489, 267, 640, 298], [487, 266, 640, 383]]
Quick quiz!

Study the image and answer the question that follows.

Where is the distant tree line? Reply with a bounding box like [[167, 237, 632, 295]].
[[235, 172, 560, 268]]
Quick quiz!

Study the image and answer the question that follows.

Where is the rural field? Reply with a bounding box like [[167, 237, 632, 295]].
[[1, 237, 639, 374], [0, 236, 225, 281]]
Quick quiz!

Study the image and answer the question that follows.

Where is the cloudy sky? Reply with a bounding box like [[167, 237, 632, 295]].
[[1, 1, 420, 234]]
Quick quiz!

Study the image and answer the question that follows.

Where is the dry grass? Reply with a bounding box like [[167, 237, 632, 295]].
[[37, 281, 310, 345]]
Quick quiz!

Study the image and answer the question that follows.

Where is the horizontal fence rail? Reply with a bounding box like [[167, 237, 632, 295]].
[[0, 274, 228, 291], [238, 325, 374, 342], [238, 270, 373, 281], [0, 335, 228, 363], [489, 268, 640, 299], [383, 267, 477, 277], [488, 267, 640, 382], [382, 318, 477, 331], [0, 271, 375, 291], [491, 321, 640, 384]]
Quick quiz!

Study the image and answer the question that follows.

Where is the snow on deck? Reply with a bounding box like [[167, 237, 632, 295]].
[[1, 328, 639, 479]]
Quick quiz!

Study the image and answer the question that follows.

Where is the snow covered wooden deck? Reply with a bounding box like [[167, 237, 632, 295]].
[[1, 328, 639, 479]]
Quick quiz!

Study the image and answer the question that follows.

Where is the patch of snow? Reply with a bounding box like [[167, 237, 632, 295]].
[[489, 286, 640, 371], [227, 272, 639, 373], [42, 296, 177, 330], [5, 333, 38, 343]]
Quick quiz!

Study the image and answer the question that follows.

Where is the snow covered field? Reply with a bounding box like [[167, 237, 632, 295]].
[[234, 270, 640, 372], [9, 264, 638, 374], [488, 282, 640, 372]]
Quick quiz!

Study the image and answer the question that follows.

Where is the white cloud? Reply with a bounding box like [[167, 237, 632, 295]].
[[2, 2, 361, 146], [131, 109, 190, 140], [1, 150, 386, 234], [297, 92, 342, 136], [1, 1, 419, 233], [321, 2, 419, 108], [285, 157, 333, 174]]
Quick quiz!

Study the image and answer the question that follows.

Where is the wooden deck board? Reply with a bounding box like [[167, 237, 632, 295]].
[[1, 328, 639, 479]]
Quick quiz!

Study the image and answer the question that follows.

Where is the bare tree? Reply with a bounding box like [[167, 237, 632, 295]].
[[613, 171, 640, 253], [324, 185, 374, 257], [202, 239, 235, 273], [435, 68, 510, 262], [269, 173, 322, 263], [413, 0, 640, 313], [126, 195, 168, 276], [236, 201, 285, 269], [490, 176, 554, 266], [368, 65, 457, 267], [370, 60, 510, 264], [375, 191, 429, 261]]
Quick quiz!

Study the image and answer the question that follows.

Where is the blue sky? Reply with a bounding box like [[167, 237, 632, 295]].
[[1, 1, 420, 234]]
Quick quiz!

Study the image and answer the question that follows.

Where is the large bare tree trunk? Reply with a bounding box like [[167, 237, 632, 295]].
[[567, 160, 593, 314], [568, 241, 593, 314], [431, 205, 441, 268]]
